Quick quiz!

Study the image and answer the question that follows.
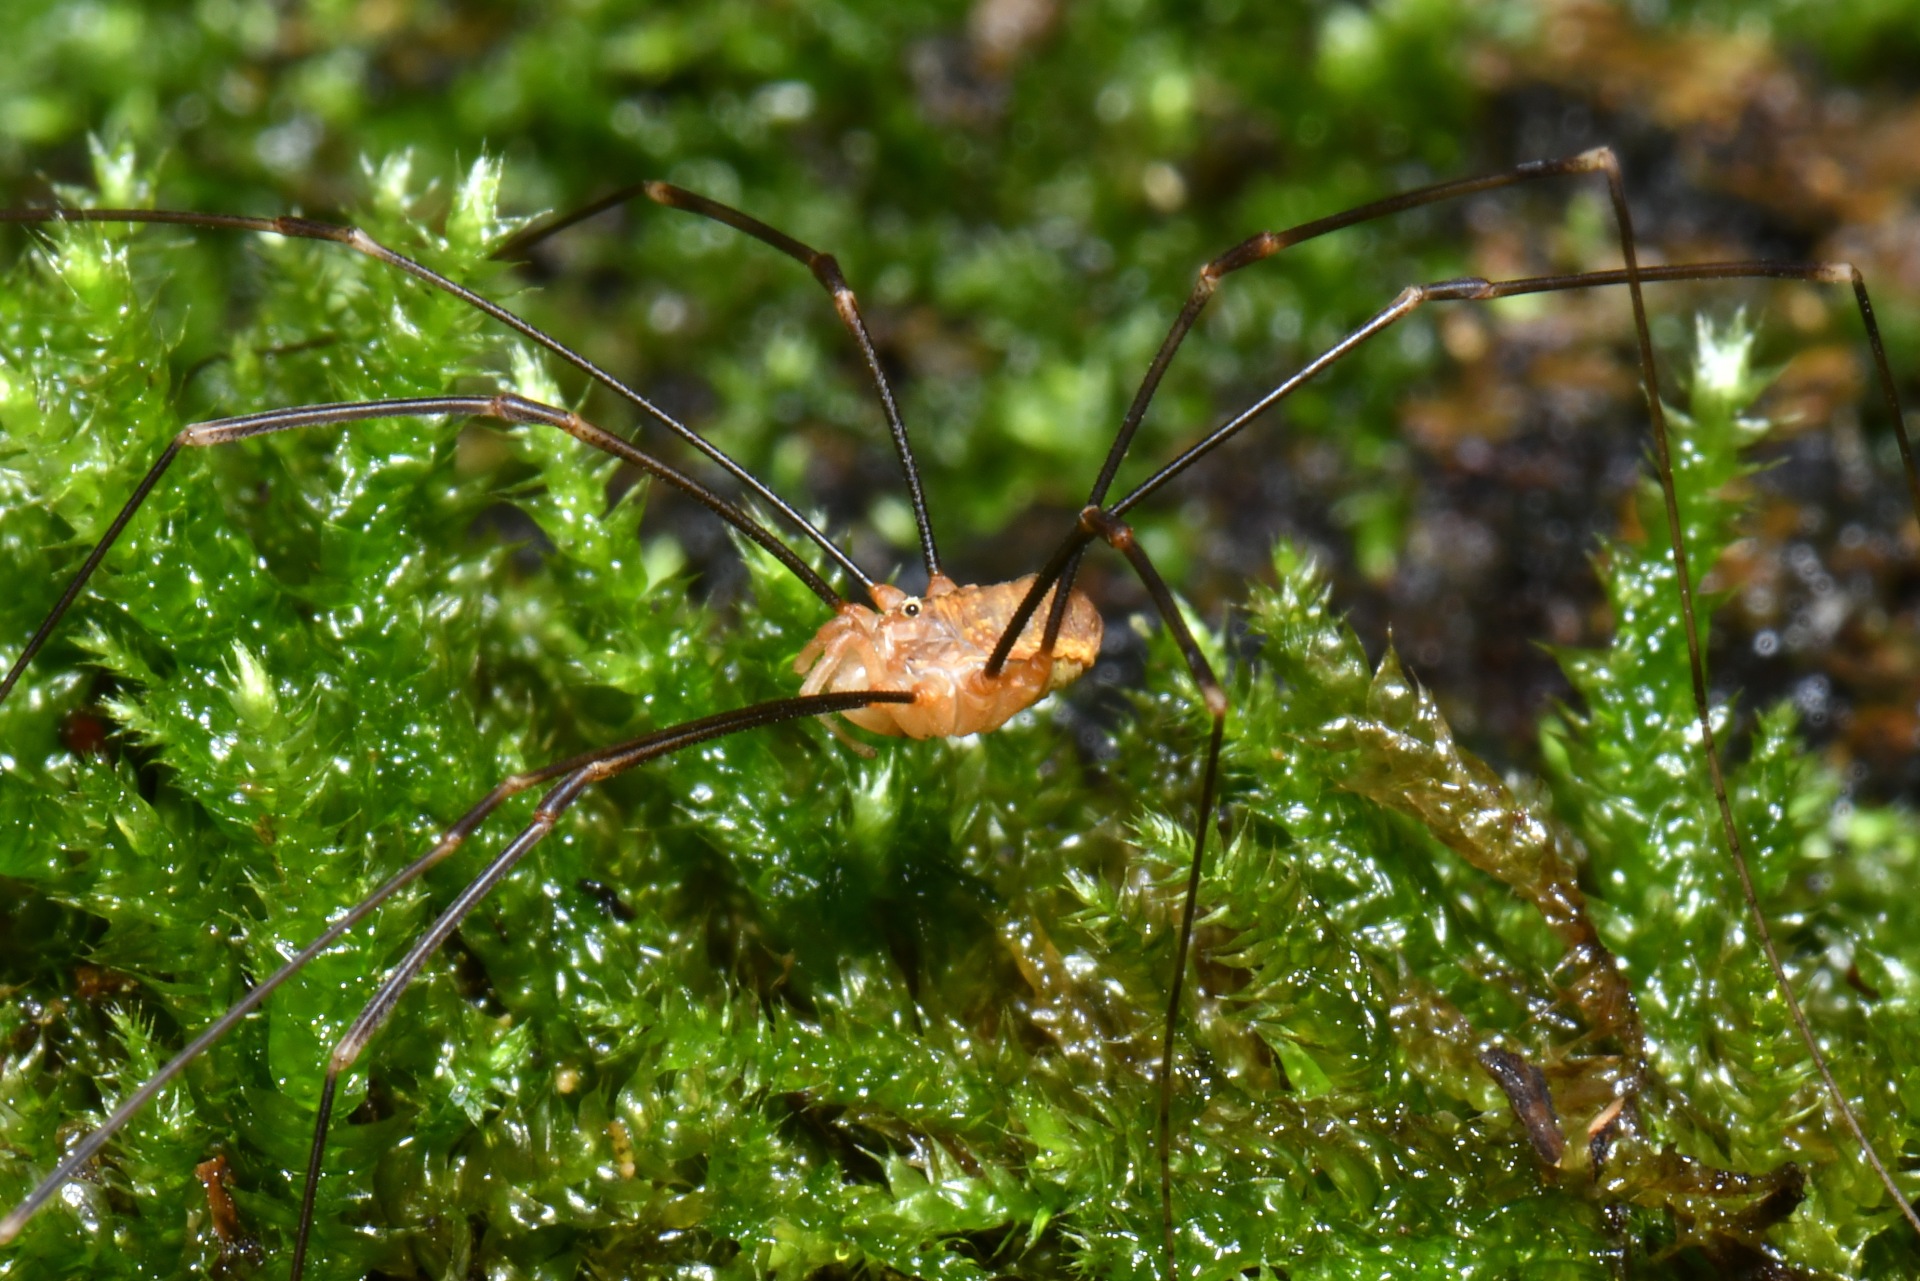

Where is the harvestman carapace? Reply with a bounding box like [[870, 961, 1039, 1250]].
[[1, 146, 1917, 1279]]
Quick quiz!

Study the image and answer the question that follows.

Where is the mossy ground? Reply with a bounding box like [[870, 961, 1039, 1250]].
[[0, 147, 1917, 1280], [3, 3, 1920, 1277]]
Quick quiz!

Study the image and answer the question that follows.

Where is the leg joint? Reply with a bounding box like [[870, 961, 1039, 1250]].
[[1078, 504, 1132, 549], [494, 391, 570, 428], [1202, 683, 1228, 720], [1573, 144, 1619, 174]]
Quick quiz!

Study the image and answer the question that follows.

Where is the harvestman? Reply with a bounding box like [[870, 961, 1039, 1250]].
[[2, 146, 1918, 1278]]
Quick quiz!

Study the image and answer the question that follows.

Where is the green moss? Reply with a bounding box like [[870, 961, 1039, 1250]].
[[1, 141, 1916, 1281]]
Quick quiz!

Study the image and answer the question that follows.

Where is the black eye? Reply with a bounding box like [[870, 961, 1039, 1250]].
[[903, 600, 921, 617]]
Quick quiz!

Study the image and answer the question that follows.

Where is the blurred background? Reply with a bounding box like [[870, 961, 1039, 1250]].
[[3, 0, 1918, 793]]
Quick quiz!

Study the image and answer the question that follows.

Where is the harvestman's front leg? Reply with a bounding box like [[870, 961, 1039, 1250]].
[[1034, 156, 1920, 1238], [1035, 148, 1638, 649], [0, 389, 850, 708]]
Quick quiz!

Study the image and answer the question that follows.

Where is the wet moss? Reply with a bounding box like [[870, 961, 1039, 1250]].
[[3, 2, 1920, 1274], [0, 149, 1915, 1278]]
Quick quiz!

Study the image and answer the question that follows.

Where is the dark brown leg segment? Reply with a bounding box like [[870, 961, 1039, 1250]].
[[0, 204, 871, 591], [1076, 505, 1227, 1281], [0, 391, 847, 716], [496, 180, 942, 586]]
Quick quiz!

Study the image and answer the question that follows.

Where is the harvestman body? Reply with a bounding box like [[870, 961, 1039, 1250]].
[[798, 575, 1103, 739], [1, 148, 1918, 1279]]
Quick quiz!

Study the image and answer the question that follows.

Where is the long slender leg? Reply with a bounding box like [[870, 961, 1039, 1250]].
[[1070, 506, 1225, 1281], [1474, 261, 1920, 517], [991, 265, 1914, 665], [0, 734, 634, 1243], [1028, 150, 1628, 651], [0, 389, 846, 711], [497, 182, 942, 583], [1092, 151, 1623, 510], [0, 205, 873, 594], [1112, 263, 1920, 1245], [988, 262, 1915, 666], [283, 689, 909, 1279], [1591, 193, 1920, 1239], [988, 275, 1496, 674], [0, 690, 911, 1253]]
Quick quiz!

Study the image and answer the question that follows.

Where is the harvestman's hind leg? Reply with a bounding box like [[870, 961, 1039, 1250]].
[[0, 202, 874, 593], [999, 254, 1920, 1274], [0, 721, 682, 1242], [0, 374, 916, 1255], [496, 181, 944, 581], [282, 690, 912, 1280]]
